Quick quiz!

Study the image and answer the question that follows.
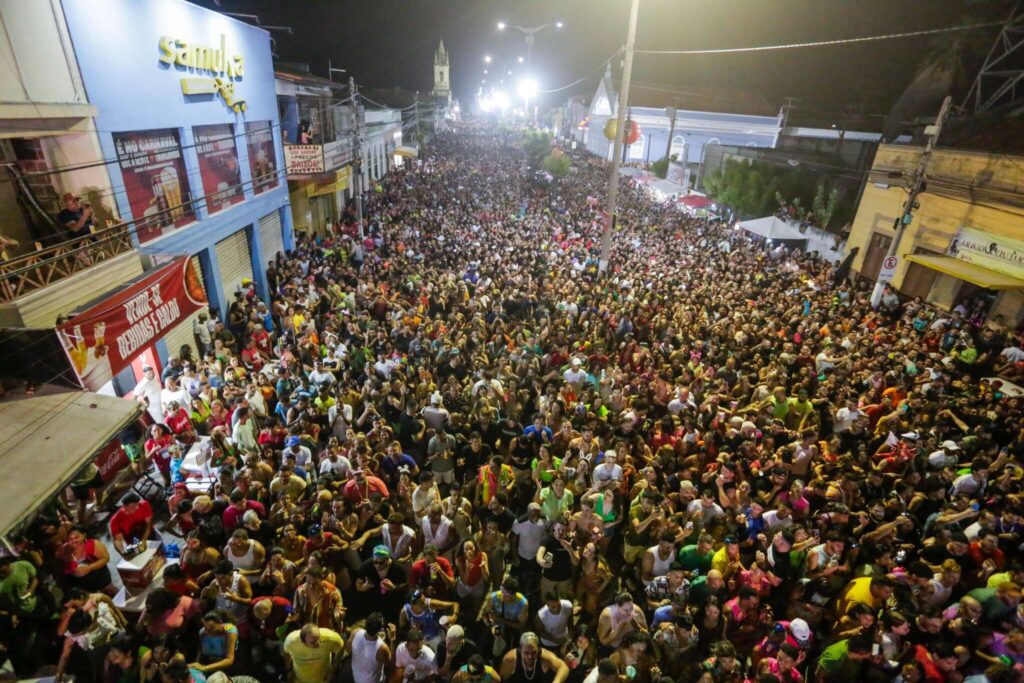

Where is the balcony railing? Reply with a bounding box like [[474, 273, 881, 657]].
[[0, 222, 135, 303]]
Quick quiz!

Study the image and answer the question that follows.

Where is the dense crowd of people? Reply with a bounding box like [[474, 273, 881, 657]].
[[3, 123, 1024, 683]]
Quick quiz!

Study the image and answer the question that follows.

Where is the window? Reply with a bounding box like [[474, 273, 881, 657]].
[[670, 135, 685, 160], [629, 133, 645, 159]]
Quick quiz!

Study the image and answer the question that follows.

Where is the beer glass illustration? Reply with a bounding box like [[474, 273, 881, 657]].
[[160, 166, 184, 220]]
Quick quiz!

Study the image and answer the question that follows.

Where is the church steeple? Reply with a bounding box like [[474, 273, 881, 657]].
[[433, 38, 450, 101]]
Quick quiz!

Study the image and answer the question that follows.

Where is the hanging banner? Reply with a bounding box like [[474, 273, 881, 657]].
[[194, 124, 244, 214], [948, 227, 1024, 280], [284, 144, 325, 175], [246, 120, 279, 194], [56, 257, 208, 391], [112, 128, 195, 244]]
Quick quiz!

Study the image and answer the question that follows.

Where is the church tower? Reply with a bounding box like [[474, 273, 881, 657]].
[[432, 39, 450, 103]]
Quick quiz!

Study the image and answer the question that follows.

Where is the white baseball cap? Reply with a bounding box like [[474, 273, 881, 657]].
[[789, 618, 811, 642]]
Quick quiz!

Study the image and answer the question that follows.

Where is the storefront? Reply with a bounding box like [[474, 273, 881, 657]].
[[60, 0, 294, 381]]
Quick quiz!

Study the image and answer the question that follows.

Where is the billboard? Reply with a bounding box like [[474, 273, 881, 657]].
[[112, 129, 195, 243], [246, 120, 279, 194], [949, 227, 1024, 280], [194, 124, 244, 214], [284, 144, 326, 175], [56, 257, 208, 391]]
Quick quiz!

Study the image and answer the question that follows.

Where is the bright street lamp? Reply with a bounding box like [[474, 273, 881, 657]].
[[484, 55, 492, 64], [497, 21, 506, 30], [497, 21, 566, 68], [517, 77, 539, 100], [555, 21, 564, 28], [517, 56, 524, 64]]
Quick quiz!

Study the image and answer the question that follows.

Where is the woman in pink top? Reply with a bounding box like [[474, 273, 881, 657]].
[[139, 588, 201, 638]]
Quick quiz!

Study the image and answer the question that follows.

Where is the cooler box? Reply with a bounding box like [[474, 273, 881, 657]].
[[116, 540, 165, 595]]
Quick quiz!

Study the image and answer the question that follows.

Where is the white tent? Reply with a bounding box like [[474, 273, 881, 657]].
[[736, 216, 808, 242]]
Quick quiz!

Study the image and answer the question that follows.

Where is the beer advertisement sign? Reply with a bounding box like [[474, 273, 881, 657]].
[[246, 120, 279, 194], [194, 124, 244, 214], [56, 257, 208, 391], [113, 129, 195, 244]]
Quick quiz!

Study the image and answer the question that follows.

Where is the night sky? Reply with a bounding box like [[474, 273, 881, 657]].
[[194, 0, 1008, 126]]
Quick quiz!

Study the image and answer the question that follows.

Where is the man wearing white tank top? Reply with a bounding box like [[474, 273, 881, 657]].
[[347, 612, 392, 683], [641, 531, 677, 588]]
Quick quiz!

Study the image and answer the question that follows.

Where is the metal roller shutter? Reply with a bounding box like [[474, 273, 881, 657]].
[[163, 255, 207, 362], [216, 229, 253, 300], [258, 210, 285, 265]]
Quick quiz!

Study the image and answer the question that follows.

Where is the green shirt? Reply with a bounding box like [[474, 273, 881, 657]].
[[677, 545, 713, 574], [0, 560, 37, 614], [816, 639, 864, 683]]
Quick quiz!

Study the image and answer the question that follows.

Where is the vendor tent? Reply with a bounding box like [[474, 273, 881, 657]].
[[736, 216, 808, 243], [678, 195, 713, 209], [0, 390, 142, 537]]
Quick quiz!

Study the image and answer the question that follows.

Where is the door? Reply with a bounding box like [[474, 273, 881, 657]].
[[860, 232, 892, 281], [900, 247, 939, 301], [216, 229, 253, 300], [258, 210, 285, 264]]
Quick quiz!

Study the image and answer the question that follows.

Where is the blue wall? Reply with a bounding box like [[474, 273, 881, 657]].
[[62, 0, 293, 321]]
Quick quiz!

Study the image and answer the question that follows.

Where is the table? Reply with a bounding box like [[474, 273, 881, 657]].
[[113, 557, 179, 615]]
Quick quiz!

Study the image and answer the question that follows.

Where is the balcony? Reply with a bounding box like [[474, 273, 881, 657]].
[[0, 222, 138, 309]]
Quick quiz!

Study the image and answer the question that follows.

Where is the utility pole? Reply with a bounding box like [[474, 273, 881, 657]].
[[349, 75, 365, 239], [870, 95, 952, 308], [598, 0, 640, 274], [663, 105, 677, 161]]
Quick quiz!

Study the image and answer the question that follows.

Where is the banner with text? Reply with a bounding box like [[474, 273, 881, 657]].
[[194, 124, 244, 214], [284, 144, 325, 175], [56, 257, 208, 391], [949, 227, 1024, 280], [113, 128, 195, 244]]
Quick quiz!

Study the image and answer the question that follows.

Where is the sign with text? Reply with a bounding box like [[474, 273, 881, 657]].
[[949, 227, 1024, 280], [246, 121, 279, 194], [194, 124, 243, 214], [878, 255, 899, 283], [56, 258, 208, 391], [113, 129, 195, 244], [323, 139, 352, 169], [284, 144, 325, 175]]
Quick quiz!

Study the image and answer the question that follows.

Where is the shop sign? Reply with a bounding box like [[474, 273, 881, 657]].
[[948, 227, 1024, 280], [159, 33, 247, 112], [246, 121, 279, 193], [194, 124, 243, 214], [284, 144, 325, 174], [112, 128, 195, 244], [56, 258, 208, 392], [323, 139, 352, 169]]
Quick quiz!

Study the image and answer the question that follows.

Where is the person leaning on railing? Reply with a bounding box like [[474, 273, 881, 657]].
[[57, 192, 94, 241]]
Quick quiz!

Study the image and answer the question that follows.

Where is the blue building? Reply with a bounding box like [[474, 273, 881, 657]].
[[578, 66, 782, 179], [61, 0, 293, 362]]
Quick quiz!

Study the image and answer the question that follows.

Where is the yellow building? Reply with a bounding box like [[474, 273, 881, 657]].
[[848, 144, 1024, 327]]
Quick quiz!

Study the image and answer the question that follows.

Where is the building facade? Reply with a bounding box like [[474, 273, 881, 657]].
[[848, 144, 1024, 327]]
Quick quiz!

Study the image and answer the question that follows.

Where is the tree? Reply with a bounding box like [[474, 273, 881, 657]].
[[522, 130, 552, 168], [650, 154, 676, 180], [541, 153, 571, 177]]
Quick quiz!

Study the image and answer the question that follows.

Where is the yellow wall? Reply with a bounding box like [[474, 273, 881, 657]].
[[849, 144, 1024, 289]]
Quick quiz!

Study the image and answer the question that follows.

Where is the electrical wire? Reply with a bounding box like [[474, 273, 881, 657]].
[[537, 52, 619, 95], [634, 21, 1003, 55]]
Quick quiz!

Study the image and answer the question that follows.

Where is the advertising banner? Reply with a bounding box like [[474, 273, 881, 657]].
[[194, 124, 243, 214], [284, 144, 326, 175], [112, 129, 195, 244], [949, 227, 1024, 280], [56, 258, 208, 391], [246, 120, 279, 194]]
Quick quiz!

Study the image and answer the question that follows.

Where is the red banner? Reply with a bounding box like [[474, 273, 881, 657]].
[[194, 124, 244, 214], [56, 257, 208, 391], [113, 128, 195, 244]]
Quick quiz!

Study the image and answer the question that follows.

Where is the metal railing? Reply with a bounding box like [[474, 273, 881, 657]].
[[0, 222, 135, 303]]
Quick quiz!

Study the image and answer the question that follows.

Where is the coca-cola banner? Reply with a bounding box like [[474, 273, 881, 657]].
[[56, 257, 208, 391], [194, 124, 244, 214], [112, 128, 195, 244]]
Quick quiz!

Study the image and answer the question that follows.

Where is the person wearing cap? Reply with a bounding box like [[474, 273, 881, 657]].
[[398, 589, 459, 652], [131, 364, 165, 424], [563, 358, 588, 386], [710, 535, 744, 578], [283, 623, 344, 683], [451, 654, 499, 683], [57, 192, 94, 241], [353, 544, 409, 620], [927, 439, 964, 470], [342, 468, 391, 504]]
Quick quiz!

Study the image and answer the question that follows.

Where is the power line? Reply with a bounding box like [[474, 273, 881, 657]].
[[539, 53, 618, 94], [634, 21, 1002, 56]]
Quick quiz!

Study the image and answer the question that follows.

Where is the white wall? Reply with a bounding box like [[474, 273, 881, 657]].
[[0, 0, 85, 104]]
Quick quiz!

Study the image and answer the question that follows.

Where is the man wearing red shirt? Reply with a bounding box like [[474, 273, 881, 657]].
[[408, 545, 455, 599], [109, 493, 153, 554], [222, 489, 266, 531], [342, 469, 390, 504], [969, 530, 1006, 573]]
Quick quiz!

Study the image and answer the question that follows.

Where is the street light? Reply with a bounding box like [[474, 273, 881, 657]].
[[555, 21, 564, 28], [497, 21, 506, 30], [517, 56, 524, 64], [497, 21, 565, 68], [484, 54, 492, 64], [517, 77, 539, 122]]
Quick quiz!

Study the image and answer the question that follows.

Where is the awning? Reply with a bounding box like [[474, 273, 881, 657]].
[[736, 216, 808, 242], [0, 390, 142, 535], [678, 195, 713, 209], [395, 145, 419, 158], [904, 254, 1024, 290]]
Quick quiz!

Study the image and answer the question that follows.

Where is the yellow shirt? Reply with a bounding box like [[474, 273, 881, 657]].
[[833, 576, 879, 618], [284, 628, 344, 683]]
